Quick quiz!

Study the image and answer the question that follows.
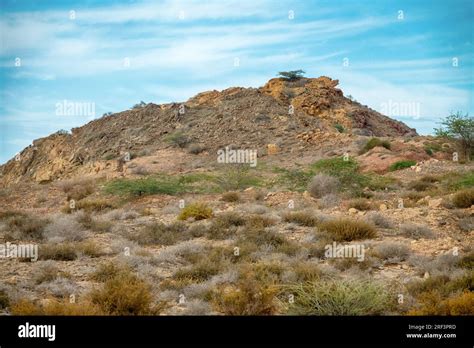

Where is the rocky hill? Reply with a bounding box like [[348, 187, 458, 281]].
[[0, 76, 416, 186]]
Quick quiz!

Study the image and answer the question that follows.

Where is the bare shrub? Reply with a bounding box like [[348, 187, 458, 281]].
[[365, 212, 393, 228], [372, 242, 411, 263], [308, 174, 339, 198], [399, 223, 435, 240], [43, 214, 87, 243], [458, 216, 474, 232], [319, 194, 340, 208]]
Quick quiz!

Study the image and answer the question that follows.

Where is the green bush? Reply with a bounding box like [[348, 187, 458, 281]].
[[105, 177, 184, 196], [389, 160, 416, 171], [334, 124, 344, 133], [360, 138, 391, 154]]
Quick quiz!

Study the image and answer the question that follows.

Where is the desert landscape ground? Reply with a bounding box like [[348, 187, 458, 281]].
[[0, 76, 472, 316]]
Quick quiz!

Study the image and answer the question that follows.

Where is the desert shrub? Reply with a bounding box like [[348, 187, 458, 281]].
[[458, 216, 474, 232], [407, 272, 473, 297], [43, 214, 86, 242], [4, 213, 49, 241], [173, 258, 222, 282], [319, 193, 341, 208], [75, 212, 113, 232], [215, 165, 262, 191], [130, 166, 149, 176], [408, 180, 434, 192], [188, 144, 206, 154], [372, 242, 411, 263], [221, 191, 240, 202], [318, 218, 377, 241], [0, 289, 10, 309], [90, 272, 158, 315], [365, 212, 393, 228], [274, 167, 313, 192], [292, 261, 322, 282], [443, 172, 474, 191], [39, 243, 77, 261], [133, 221, 188, 245], [457, 253, 474, 269], [452, 188, 474, 208], [285, 278, 393, 315], [389, 160, 416, 171], [91, 262, 132, 282], [365, 174, 398, 191], [105, 177, 185, 196], [399, 223, 435, 239], [205, 212, 244, 240], [360, 138, 391, 154], [420, 175, 440, 183], [311, 157, 369, 196], [10, 298, 102, 315], [282, 210, 320, 227], [63, 198, 117, 213], [78, 240, 105, 258], [214, 212, 246, 228], [178, 202, 213, 221], [164, 131, 190, 148], [33, 261, 60, 284], [57, 178, 95, 201], [408, 291, 474, 315], [308, 173, 339, 198], [238, 225, 299, 255], [245, 214, 277, 229], [212, 266, 278, 315], [348, 198, 373, 211], [0, 210, 24, 220]]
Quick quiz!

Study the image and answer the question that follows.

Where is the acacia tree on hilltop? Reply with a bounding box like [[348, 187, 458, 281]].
[[277, 70, 306, 81]]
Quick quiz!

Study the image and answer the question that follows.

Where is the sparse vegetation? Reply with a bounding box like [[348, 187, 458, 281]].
[[308, 173, 339, 198], [164, 131, 190, 148], [282, 210, 320, 227], [212, 266, 278, 315], [389, 160, 416, 171], [285, 279, 393, 315], [178, 202, 213, 221], [399, 223, 435, 240], [318, 219, 377, 241], [452, 188, 474, 208], [221, 191, 240, 202], [360, 138, 391, 154]]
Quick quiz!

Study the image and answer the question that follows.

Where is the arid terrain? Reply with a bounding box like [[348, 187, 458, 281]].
[[0, 76, 472, 315]]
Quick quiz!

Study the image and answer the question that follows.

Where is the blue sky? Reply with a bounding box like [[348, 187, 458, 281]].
[[0, 0, 473, 164]]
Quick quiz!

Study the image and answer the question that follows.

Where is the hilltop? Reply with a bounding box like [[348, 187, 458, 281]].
[[0, 76, 417, 186]]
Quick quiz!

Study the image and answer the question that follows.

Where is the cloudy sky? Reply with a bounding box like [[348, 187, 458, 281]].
[[0, 0, 473, 163]]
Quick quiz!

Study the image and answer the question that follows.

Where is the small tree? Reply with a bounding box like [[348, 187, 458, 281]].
[[132, 101, 147, 109], [435, 112, 474, 161], [277, 70, 306, 81]]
